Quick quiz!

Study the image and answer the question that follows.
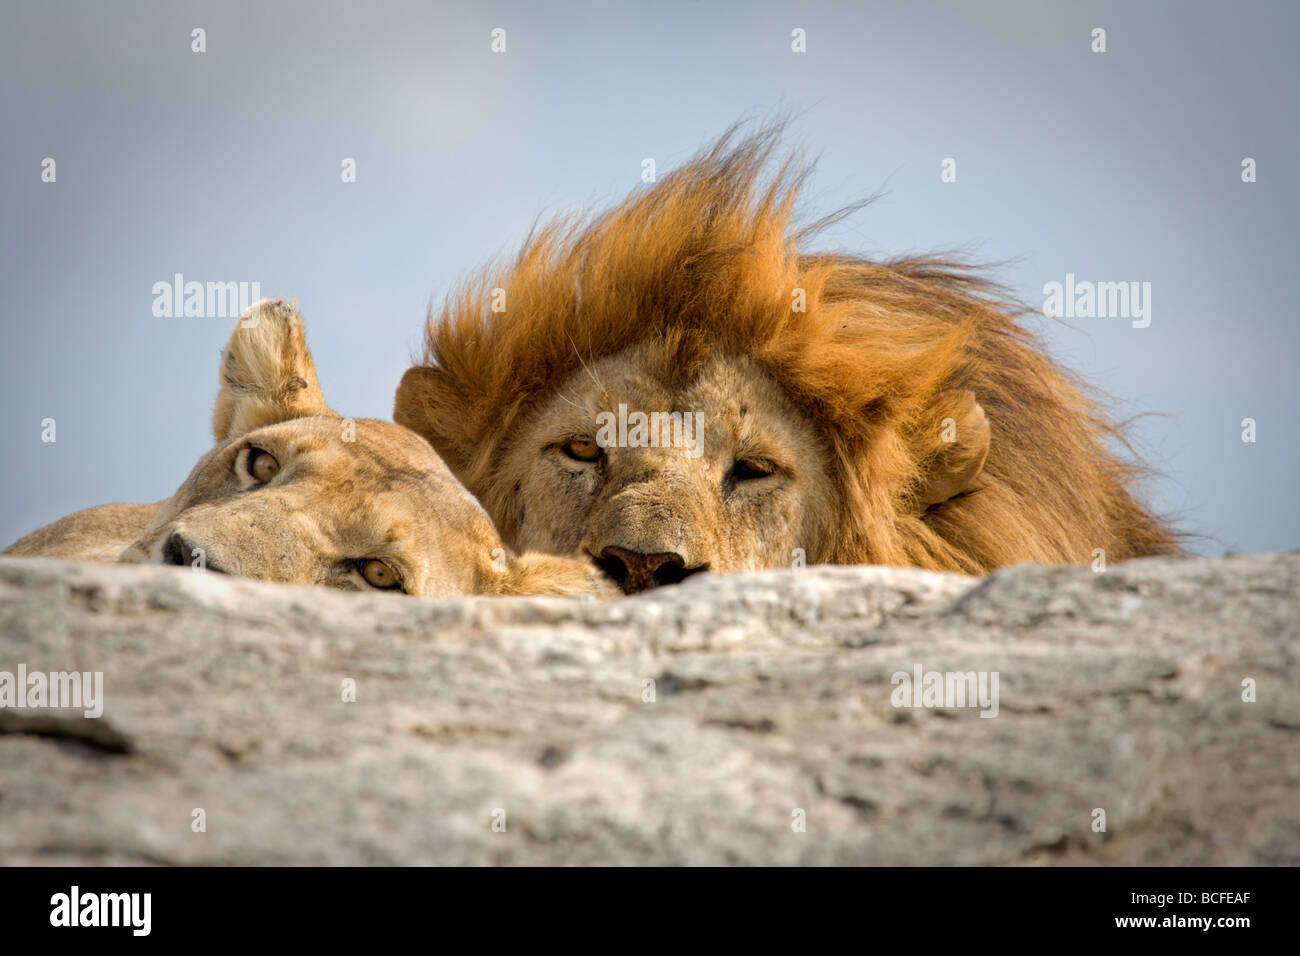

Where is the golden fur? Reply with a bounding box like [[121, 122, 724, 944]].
[[6, 301, 610, 599], [396, 125, 1180, 588], [5, 502, 163, 563]]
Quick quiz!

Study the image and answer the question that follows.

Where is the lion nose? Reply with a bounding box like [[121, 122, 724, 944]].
[[595, 545, 707, 594], [162, 532, 191, 567], [162, 532, 228, 574]]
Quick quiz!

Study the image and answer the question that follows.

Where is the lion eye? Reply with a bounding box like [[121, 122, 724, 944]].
[[732, 459, 774, 481], [561, 437, 603, 462], [247, 448, 280, 482], [358, 559, 401, 590]]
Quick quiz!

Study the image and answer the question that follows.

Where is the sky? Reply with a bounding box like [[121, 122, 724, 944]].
[[1, 0, 1296, 555]]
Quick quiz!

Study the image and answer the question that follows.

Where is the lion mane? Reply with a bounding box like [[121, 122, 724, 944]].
[[396, 125, 1180, 574]]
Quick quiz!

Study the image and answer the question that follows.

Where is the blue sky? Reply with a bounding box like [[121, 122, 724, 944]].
[[2, 0, 1296, 554]]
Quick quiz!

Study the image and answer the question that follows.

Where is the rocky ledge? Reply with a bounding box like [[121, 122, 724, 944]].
[[0, 553, 1296, 865]]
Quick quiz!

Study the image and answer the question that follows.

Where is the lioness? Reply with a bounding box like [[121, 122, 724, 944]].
[[395, 125, 1182, 593], [4, 301, 610, 598]]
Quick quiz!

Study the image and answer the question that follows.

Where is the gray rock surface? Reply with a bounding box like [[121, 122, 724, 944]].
[[0, 553, 1296, 866]]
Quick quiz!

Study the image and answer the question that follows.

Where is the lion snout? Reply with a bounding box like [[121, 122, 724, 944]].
[[592, 545, 708, 594], [160, 531, 232, 575]]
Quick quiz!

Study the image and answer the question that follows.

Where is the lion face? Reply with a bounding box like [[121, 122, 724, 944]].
[[496, 344, 835, 592], [121, 416, 511, 597], [395, 126, 1180, 589], [94, 299, 611, 600]]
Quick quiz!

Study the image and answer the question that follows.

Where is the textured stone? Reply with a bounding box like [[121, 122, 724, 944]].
[[0, 553, 1295, 865]]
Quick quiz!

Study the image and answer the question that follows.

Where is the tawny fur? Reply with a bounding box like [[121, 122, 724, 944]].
[[5, 502, 163, 562], [396, 125, 1180, 575], [6, 301, 612, 599]]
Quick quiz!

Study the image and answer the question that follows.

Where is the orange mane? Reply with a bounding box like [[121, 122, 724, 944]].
[[401, 125, 1180, 572]]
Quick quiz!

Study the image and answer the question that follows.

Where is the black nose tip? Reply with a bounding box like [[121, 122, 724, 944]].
[[161, 532, 227, 573], [595, 545, 707, 594], [162, 532, 190, 567]]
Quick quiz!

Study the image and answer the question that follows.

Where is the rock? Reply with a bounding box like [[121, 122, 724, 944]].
[[0, 553, 1296, 865]]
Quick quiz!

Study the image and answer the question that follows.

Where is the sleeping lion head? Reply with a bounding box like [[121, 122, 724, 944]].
[[120, 300, 611, 598], [396, 125, 1178, 593]]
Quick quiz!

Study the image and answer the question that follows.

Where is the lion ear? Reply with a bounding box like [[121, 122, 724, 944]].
[[918, 389, 990, 508], [393, 365, 475, 475], [211, 300, 334, 444]]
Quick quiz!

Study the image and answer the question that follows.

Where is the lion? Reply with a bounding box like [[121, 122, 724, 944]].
[[4, 301, 610, 598], [394, 125, 1181, 593]]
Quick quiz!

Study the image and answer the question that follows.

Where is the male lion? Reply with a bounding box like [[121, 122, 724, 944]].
[[5, 301, 609, 598], [394, 126, 1180, 593]]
